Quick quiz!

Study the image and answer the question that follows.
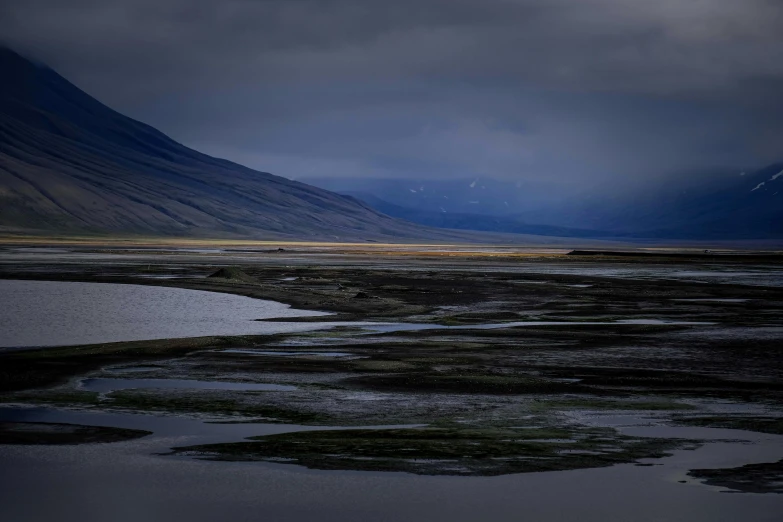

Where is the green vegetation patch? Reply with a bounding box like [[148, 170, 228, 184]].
[[3, 389, 101, 406], [345, 372, 593, 395], [689, 458, 783, 494], [0, 335, 282, 392], [173, 426, 684, 476], [105, 390, 326, 424], [351, 360, 417, 371], [207, 267, 258, 283], [0, 421, 151, 445], [675, 416, 783, 435], [532, 398, 695, 412]]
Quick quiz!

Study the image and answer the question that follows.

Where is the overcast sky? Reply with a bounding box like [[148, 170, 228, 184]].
[[2, 0, 781, 189]]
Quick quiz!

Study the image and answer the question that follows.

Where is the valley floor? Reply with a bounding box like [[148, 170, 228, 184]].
[[1, 244, 783, 520]]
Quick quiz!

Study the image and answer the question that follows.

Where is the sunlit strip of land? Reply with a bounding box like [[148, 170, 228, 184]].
[[0, 234, 573, 256], [1, 234, 780, 259]]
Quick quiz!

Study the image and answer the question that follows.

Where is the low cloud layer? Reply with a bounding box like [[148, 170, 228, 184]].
[[2, 0, 782, 189]]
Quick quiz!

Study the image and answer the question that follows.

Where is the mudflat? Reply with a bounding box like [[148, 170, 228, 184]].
[[1, 243, 782, 508]]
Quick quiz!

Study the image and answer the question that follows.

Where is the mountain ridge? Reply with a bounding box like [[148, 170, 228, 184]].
[[4, 47, 777, 242], [0, 47, 481, 241]]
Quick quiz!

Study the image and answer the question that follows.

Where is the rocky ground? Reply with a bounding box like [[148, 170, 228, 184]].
[[1, 247, 782, 489]]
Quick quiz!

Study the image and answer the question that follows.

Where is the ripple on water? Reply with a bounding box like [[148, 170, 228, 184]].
[[78, 378, 297, 393], [218, 349, 355, 358]]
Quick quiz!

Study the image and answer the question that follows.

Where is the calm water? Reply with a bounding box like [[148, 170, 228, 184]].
[[0, 280, 712, 349], [0, 280, 332, 348], [0, 405, 782, 522], [2, 274, 783, 520], [364, 319, 712, 334]]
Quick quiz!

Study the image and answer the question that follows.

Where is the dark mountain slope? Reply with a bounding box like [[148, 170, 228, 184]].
[[0, 48, 469, 240]]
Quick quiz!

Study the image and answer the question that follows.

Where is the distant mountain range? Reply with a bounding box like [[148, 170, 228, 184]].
[[309, 176, 570, 217], [0, 47, 476, 242], [569, 164, 783, 239], [343, 193, 616, 239], [310, 164, 783, 240], [2, 46, 778, 243]]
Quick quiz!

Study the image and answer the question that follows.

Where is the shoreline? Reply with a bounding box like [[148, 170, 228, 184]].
[[1, 248, 782, 490]]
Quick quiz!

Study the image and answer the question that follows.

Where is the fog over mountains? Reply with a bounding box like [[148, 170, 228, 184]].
[[311, 165, 783, 240], [0, 48, 463, 241], [0, 46, 779, 242]]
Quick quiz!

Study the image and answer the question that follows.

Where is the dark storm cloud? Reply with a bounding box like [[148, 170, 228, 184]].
[[2, 0, 782, 187]]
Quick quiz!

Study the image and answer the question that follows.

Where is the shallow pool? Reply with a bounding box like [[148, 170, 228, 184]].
[[1, 405, 781, 522], [0, 280, 333, 348]]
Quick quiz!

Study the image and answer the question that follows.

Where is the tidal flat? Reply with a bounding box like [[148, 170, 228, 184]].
[[1, 244, 783, 521]]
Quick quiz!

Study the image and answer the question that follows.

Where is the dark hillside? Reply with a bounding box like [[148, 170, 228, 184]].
[[0, 48, 467, 241]]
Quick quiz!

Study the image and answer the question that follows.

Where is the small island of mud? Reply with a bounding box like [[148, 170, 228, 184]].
[[0, 421, 151, 445]]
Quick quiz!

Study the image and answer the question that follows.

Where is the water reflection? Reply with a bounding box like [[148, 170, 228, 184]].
[[0, 280, 330, 348], [1, 406, 782, 522], [78, 378, 297, 393]]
